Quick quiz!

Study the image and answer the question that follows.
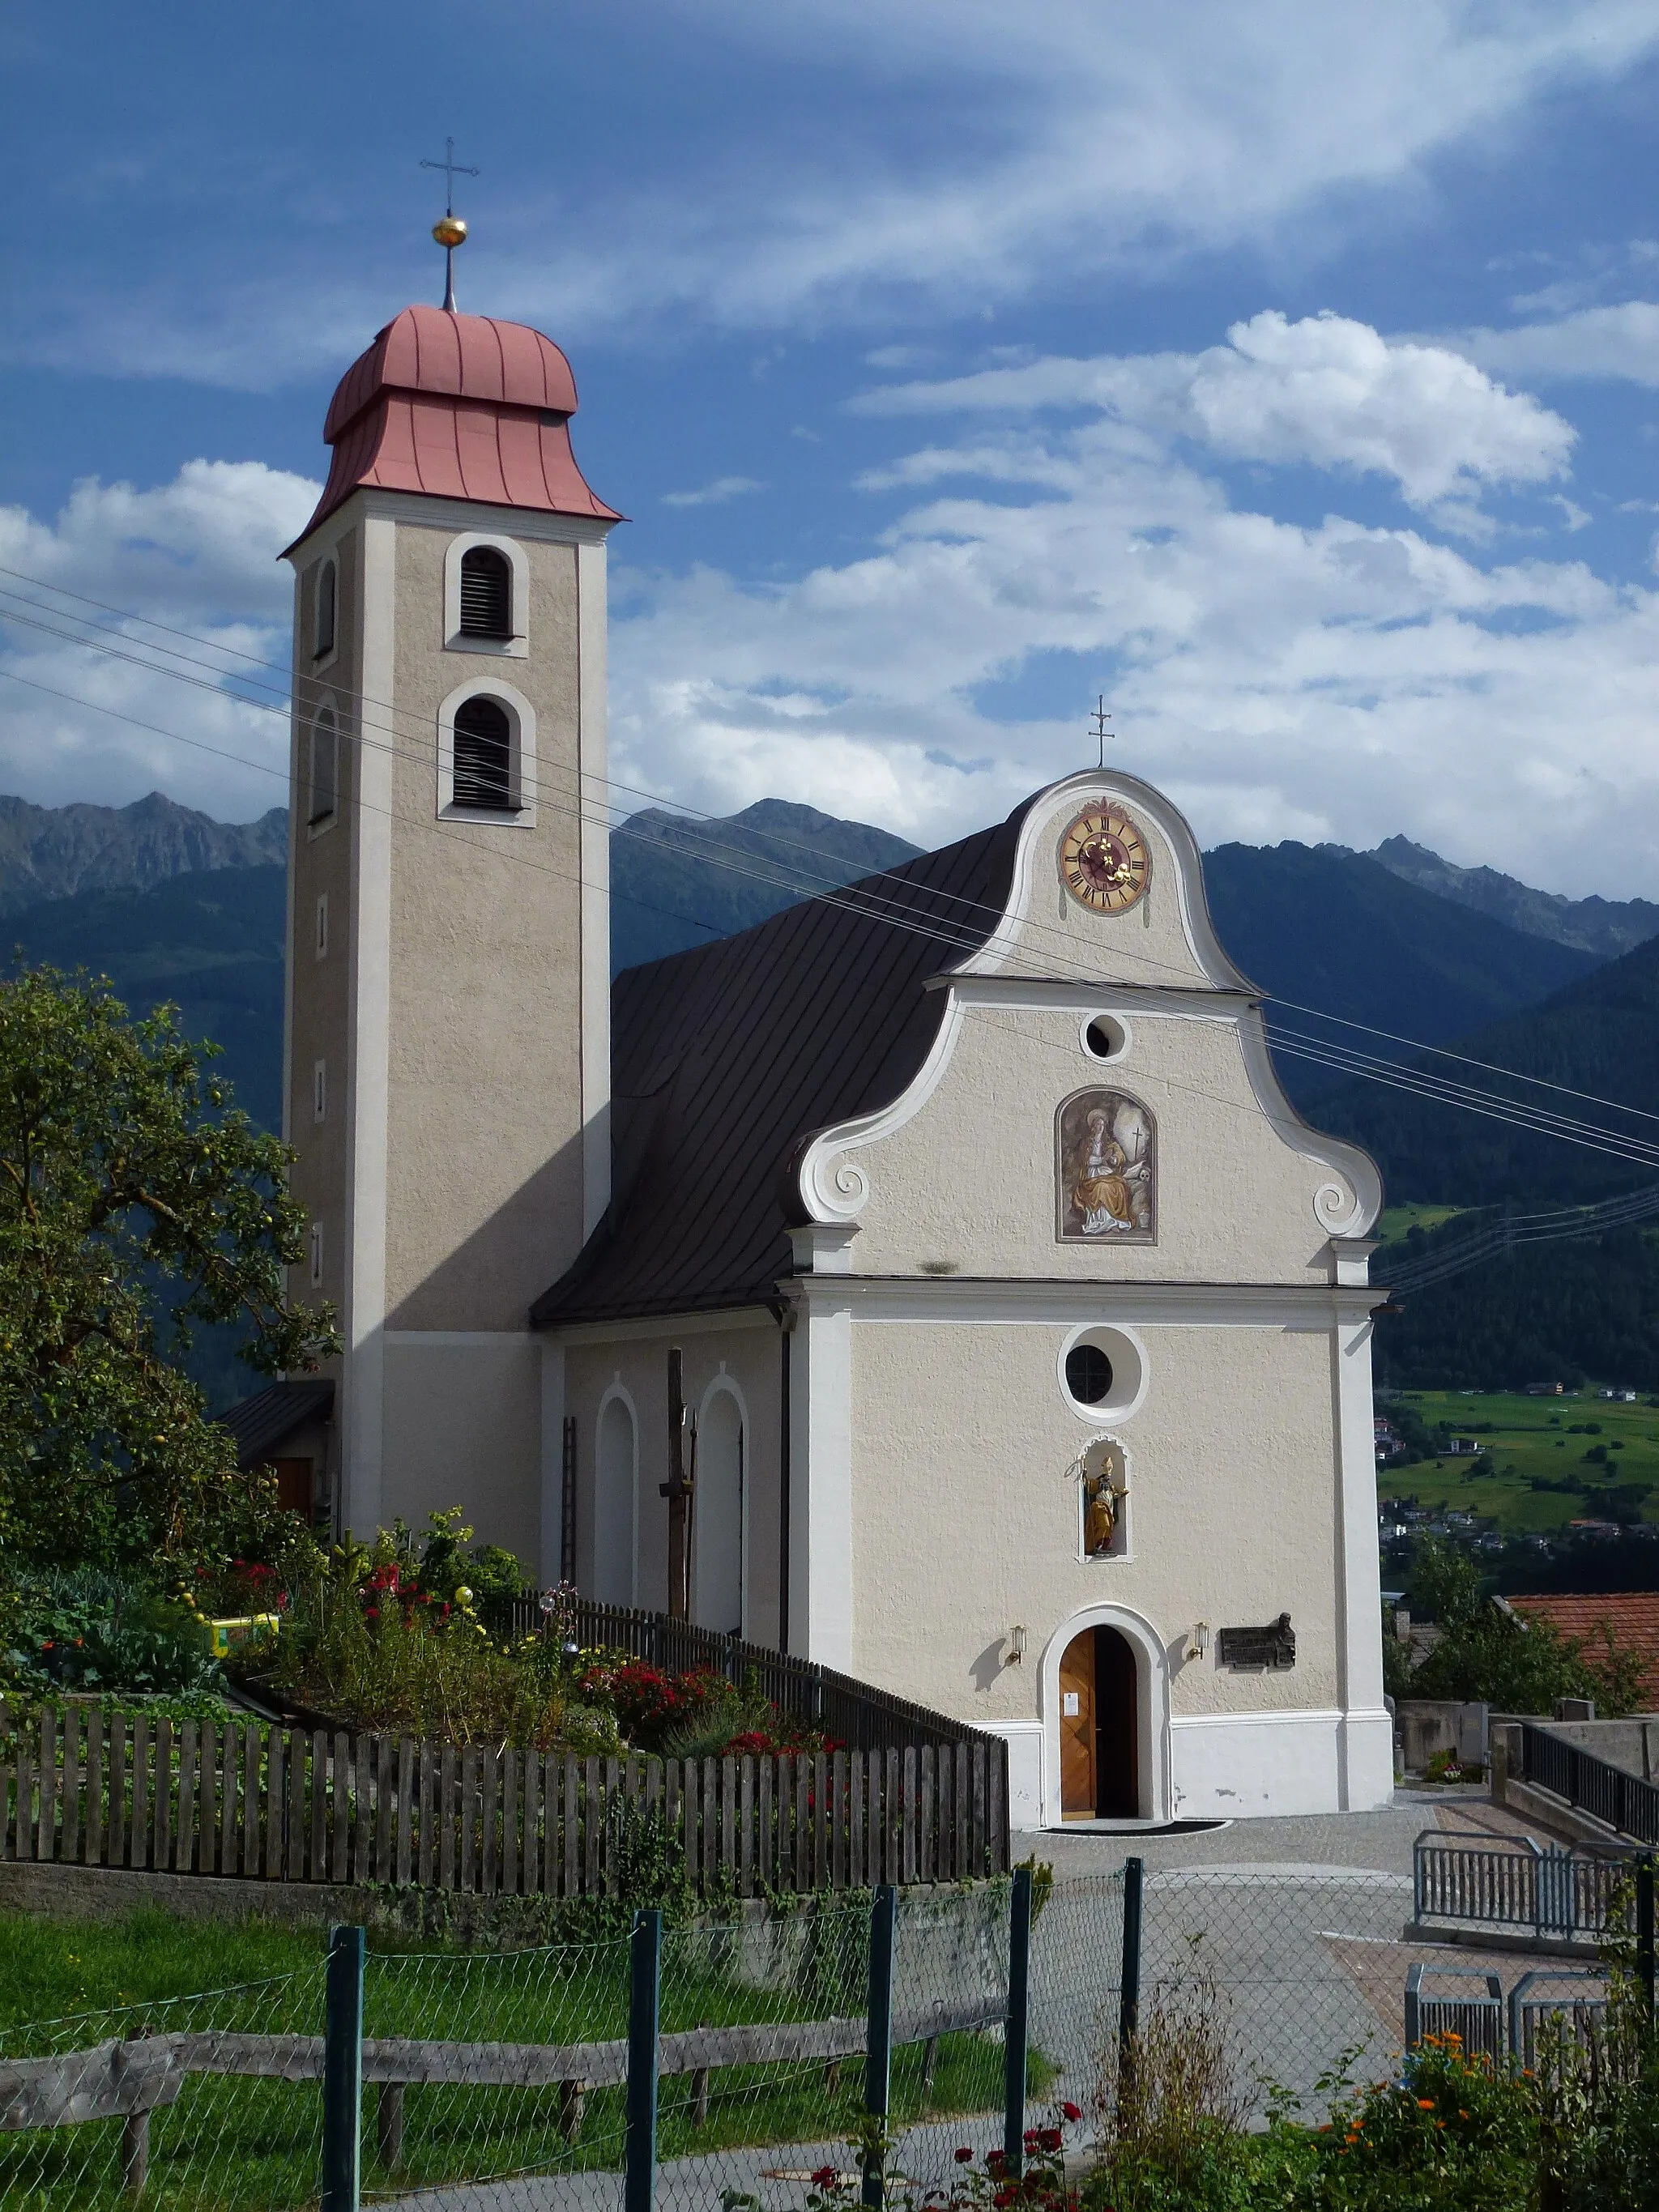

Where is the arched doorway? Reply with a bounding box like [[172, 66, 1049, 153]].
[[593, 1394, 637, 1605], [1058, 1625, 1140, 1819], [693, 1390, 744, 1634]]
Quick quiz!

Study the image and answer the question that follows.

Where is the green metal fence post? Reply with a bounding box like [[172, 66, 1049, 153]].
[[863, 1882, 897, 2209], [625, 1907, 663, 2212], [320, 1922, 365, 2212], [1639, 1855, 1655, 2030], [1118, 1857, 1144, 2110], [1003, 1864, 1033, 2178]]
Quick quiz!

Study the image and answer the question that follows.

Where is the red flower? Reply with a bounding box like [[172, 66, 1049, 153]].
[[1038, 2129, 1063, 2152], [1060, 2102, 1081, 2124], [811, 2167, 838, 2186], [953, 2149, 974, 2164]]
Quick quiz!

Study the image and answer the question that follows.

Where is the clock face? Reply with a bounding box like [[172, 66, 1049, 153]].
[[1058, 803, 1150, 914]]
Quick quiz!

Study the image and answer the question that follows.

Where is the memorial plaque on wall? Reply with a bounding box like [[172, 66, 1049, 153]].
[[1217, 1613, 1295, 1670]]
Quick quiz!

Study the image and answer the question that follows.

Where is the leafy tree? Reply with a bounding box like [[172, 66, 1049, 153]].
[[1392, 1541, 1647, 1714], [0, 968, 336, 1575]]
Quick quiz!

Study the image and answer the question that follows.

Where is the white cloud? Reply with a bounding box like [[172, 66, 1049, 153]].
[[1456, 300, 1659, 386], [661, 476, 767, 509], [0, 461, 318, 817], [854, 313, 1576, 512], [608, 317, 1659, 899]]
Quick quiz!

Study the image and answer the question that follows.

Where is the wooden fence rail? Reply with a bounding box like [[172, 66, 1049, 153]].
[[0, 1998, 1005, 2180], [0, 1709, 1009, 1895]]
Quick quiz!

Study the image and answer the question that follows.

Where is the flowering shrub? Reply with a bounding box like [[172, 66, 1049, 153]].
[[3, 1568, 223, 1697], [580, 1656, 832, 1760], [1305, 2035, 1538, 2208], [737, 2106, 1086, 2212]]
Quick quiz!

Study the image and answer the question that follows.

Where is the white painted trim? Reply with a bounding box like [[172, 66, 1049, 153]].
[[983, 1720, 1043, 1834], [1058, 1323, 1149, 1424], [539, 1340, 566, 1590], [280, 567, 300, 1156], [781, 1276, 1385, 1326], [343, 511, 397, 1542], [961, 769, 1252, 990], [695, 1371, 751, 1638], [1332, 1313, 1390, 1809], [443, 531, 530, 658], [541, 1305, 778, 1348], [792, 769, 1380, 1241], [577, 537, 612, 1242], [382, 1328, 539, 1346], [1168, 1707, 1393, 1820], [1038, 1600, 1171, 1826], [351, 488, 617, 548], [1079, 1008, 1132, 1063], [436, 676, 538, 825], [789, 1290, 854, 1668], [595, 1381, 642, 1607], [795, 992, 967, 1223], [788, 1224, 860, 1273]]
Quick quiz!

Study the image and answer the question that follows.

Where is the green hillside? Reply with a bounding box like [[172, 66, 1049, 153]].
[[4, 863, 287, 1130], [1311, 928, 1659, 1209], [1380, 1387, 1659, 1534], [1203, 841, 1601, 1102], [609, 798, 923, 971]]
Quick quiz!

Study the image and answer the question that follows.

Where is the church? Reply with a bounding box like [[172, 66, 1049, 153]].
[[259, 289, 1395, 1831]]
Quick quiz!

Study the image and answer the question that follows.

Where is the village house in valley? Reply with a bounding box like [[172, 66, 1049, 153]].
[[254, 300, 1395, 1831]]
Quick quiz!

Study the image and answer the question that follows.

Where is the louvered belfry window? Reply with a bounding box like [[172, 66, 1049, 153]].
[[458, 545, 513, 639], [451, 695, 514, 810]]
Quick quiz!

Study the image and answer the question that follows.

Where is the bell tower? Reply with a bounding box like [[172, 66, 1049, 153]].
[[281, 298, 621, 1560]]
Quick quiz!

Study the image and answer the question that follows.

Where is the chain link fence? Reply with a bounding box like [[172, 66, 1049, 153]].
[[0, 1966, 326, 2211], [0, 1857, 1617, 2210]]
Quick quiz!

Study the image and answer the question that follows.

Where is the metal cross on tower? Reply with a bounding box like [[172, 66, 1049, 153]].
[[1090, 696, 1113, 769], [420, 138, 480, 313]]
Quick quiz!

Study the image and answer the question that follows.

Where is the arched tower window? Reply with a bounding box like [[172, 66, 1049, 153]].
[[313, 559, 337, 660], [594, 1395, 637, 1606], [309, 707, 339, 827], [451, 696, 513, 811], [458, 545, 513, 640], [693, 1390, 745, 1636]]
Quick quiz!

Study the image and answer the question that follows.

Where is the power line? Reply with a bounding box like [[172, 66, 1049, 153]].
[[7, 573, 1659, 1178]]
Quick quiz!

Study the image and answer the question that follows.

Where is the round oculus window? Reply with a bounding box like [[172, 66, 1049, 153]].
[[1064, 1343, 1113, 1404], [1084, 1015, 1126, 1061]]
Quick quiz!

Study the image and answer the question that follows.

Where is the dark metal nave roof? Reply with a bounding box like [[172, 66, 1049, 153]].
[[531, 802, 1036, 1328]]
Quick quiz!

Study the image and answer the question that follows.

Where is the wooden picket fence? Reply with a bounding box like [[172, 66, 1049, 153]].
[[0, 1707, 1009, 1896]]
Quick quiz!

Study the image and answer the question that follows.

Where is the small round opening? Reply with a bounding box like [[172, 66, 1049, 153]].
[[1065, 1344, 1113, 1404], [1085, 1016, 1125, 1061]]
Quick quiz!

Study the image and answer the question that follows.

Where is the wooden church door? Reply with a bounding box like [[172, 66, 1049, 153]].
[[1058, 1629, 1097, 1818]]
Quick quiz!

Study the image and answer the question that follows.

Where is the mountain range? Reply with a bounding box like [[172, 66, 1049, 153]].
[[0, 792, 287, 918]]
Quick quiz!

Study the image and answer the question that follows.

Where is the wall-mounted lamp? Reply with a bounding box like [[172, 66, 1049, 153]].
[[1006, 1624, 1028, 1666], [1186, 1620, 1210, 1661]]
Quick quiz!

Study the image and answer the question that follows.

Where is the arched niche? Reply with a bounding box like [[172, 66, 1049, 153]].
[[593, 1388, 638, 1607], [693, 1383, 745, 1636]]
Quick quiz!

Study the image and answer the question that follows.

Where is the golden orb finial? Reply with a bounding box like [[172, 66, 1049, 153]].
[[432, 214, 467, 249]]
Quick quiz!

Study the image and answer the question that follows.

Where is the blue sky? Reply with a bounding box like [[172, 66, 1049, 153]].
[[5, 2, 1659, 895]]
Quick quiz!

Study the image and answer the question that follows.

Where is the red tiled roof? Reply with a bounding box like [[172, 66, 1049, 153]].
[[1508, 1592, 1659, 1704], [288, 305, 620, 548]]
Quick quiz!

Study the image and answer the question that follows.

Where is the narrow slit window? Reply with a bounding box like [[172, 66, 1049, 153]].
[[313, 1059, 326, 1123], [451, 695, 514, 810], [315, 893, 329, 958], [314, 560, 337, 658], [309, 1221, 324, 1289], [309, 708, 339, 825], [458, 545, 513, 639]]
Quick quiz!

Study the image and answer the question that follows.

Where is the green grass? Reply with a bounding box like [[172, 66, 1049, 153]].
[[1379, 1386, 1659, 1535], [1376, 1200, 1470, 1242], [0, 1907, 1022, 2210]]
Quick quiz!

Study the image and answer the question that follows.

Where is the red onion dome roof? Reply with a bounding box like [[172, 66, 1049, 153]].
[[289, 305, 621, 551]]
